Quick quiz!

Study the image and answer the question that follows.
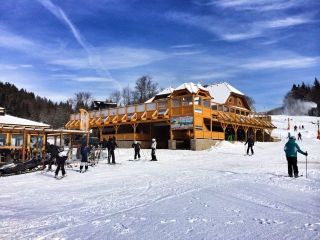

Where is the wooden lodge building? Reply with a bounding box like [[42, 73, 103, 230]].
[[65, 82, 276, 150], [0, 107, 86, 163]]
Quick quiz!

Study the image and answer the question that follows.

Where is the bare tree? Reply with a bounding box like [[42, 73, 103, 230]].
[[109, 90, 121, 105], [122, 86, 133, 106], [244, 95, 256, 111], [134, 75, 159, 103], [69, 92, 93, 111]]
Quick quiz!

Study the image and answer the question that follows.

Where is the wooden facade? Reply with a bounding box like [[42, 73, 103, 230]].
[[66, 83, 276, 149], [0, 112, 87, 162]]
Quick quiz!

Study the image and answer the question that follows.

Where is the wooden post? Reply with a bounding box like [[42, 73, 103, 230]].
[[22, 129, 26, 162], [254, 129, 257, 141], [86, 131, 90, 146], [133, 123, 136, 141], [60, 132, 63, 148], [99, 128, 103, 141], [233, 125, 239, 141], [262, 129, 265, 142], [192, 94, 196, 139], [243, 126, 249, 142], [27, 134, 31, 152]]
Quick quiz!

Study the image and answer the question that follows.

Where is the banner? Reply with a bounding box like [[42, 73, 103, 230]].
[[171, 116, 193, 130], [80, 109, 90, 131]]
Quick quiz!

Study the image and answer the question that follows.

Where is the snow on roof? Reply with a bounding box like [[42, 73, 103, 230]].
[[0, 114, 50, 127], [145, 97, 155, 103], [145, 87, 175, 103], [205, 82, 244, 104], [175, 82, 207, 94]]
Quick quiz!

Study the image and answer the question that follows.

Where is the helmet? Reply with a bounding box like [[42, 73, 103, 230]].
[[152, 138, 156, 142], [134, 140, 137, 144], [290, 136, 296, 140]]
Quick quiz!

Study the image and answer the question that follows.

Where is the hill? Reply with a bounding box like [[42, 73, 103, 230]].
[[0, 82, 72, 128]]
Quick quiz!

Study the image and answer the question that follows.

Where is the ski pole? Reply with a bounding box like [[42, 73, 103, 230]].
[[305, 152, 308, 178]]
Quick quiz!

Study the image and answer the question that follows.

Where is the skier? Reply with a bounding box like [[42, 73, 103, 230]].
[[284, 136, 308, 178], [245, 135, 254, 155], [109, 137, 118, 164], [294, 125, 297, 131], [302, 125, 305, 130], [80, 145, 90, 172], [151, 138, 157, 161], [132, 140, 141, 160], [47, 144, 60, 171], [101, 138, 107, 150], [55, 150, 67, 178], [297, 132, 302, 141], [106, 136, 112, 164]]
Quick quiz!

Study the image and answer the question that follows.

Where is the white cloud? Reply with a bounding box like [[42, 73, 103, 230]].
[[262, 16, 313, 28], [0, 63, 34, 70], [71, 77, 112, 82], [166, 11, 314, 42], [0, 27, 38, 52], [171, 50, 204, 56], [220, 31, 260, 41], [241, 57, 319, 69], [190, 71, 235, 80], [210, 0, 304, 11], [170, 44, 197, 48], [50, 47, 168, 70]]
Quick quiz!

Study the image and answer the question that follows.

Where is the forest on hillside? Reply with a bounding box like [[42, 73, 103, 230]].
[[0, 76, 159, 128], [0, 82, 72, 128]]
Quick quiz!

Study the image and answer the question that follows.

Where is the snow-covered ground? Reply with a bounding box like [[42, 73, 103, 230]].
[[1, 115, 319, 240]]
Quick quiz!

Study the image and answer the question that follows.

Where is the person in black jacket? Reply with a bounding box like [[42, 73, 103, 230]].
[[132, 140, 141, 160], [101, 138, 107, 149], [109, 137, 118, 164], [245, 135, 254, 155], [48, 144, 60, 171], [55, 151, 67, 178], [106, 137, 112, 164]]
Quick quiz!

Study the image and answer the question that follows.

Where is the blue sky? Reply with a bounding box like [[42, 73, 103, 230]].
[[0, 0, 319, 110]]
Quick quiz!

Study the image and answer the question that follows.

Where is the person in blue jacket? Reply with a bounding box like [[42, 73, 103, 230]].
[[80, 145, 90, 172], [284, 136, 308, 177]]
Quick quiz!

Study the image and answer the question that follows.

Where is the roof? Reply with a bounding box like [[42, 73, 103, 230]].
[[157, 87, 175, 96], [145, 87, 174, 103], [205, 82, 244, 104], [0, 114, 50, 128], [175, 82, 207, 94]]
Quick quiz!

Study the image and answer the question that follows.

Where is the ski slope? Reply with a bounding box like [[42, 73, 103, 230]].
[[0, 115, 319, 240]]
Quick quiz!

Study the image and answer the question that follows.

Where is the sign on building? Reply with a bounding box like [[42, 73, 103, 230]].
[[171, 116, 194, 130]]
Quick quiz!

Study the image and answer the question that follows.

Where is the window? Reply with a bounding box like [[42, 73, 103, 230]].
[[223, 106, 229, 112], [203, 99, 210, 108], [181, 96, 192, 106], [236, 109, 240, 115], [30, 136, 43, 150], [172, 98, 181, 107], [218, 105, 223, 111], [0, 134, 6, 146], [212, 104, 217, 110], [238, 99, 242, 106], [12, 135, 23, 147], [194, 97, 201, 105]]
